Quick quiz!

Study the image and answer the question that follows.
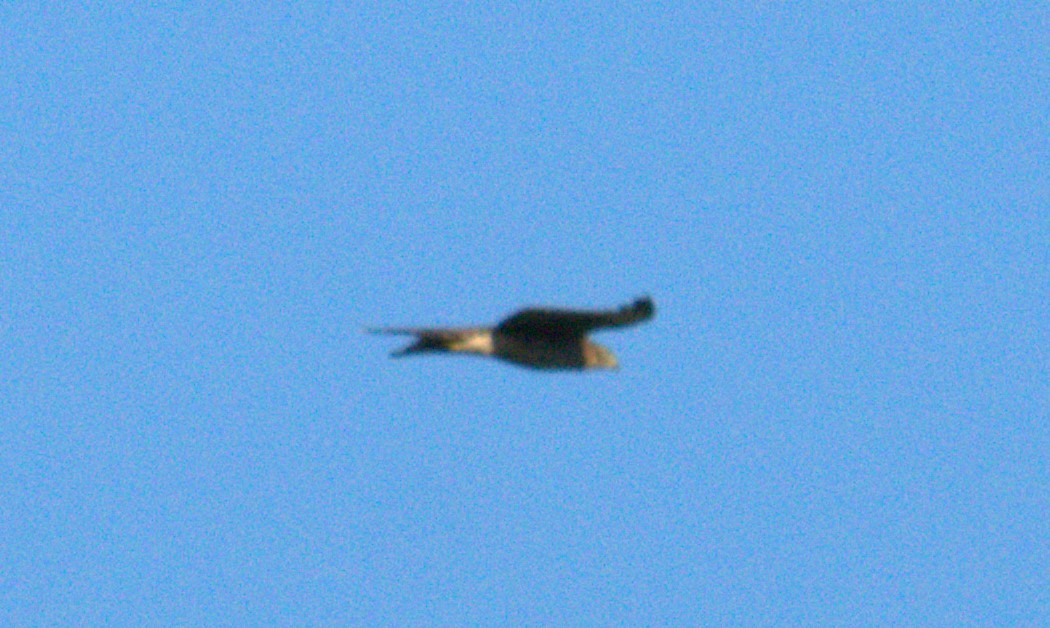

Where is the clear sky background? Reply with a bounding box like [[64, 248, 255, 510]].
[[3, 3, 1047, 624]]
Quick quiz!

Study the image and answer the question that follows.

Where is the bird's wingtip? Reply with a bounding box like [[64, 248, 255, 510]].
[[633, 295, 655, 318]]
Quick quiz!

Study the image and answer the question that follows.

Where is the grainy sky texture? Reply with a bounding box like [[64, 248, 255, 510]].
[[3, 3, 1047, 624]]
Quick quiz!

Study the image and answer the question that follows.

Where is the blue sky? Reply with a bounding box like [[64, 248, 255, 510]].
[[2, 3, 1047, 624]]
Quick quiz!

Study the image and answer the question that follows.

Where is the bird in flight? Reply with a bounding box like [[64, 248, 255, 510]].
[[369, 296, 655, 371]]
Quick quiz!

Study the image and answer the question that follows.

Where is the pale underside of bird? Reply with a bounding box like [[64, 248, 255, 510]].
[[370, 296, 655, 371]]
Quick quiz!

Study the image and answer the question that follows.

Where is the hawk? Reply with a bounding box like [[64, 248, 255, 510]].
[[370, 296, 654, 370]]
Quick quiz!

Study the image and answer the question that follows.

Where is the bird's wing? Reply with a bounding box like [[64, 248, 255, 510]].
[[496, 296, 654, 338]]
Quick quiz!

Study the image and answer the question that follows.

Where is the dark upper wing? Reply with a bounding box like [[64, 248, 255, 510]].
[[496, 296, 654, 338]]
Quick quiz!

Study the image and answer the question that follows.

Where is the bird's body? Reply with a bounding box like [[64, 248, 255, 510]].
[[370, 297, 654, 371]]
